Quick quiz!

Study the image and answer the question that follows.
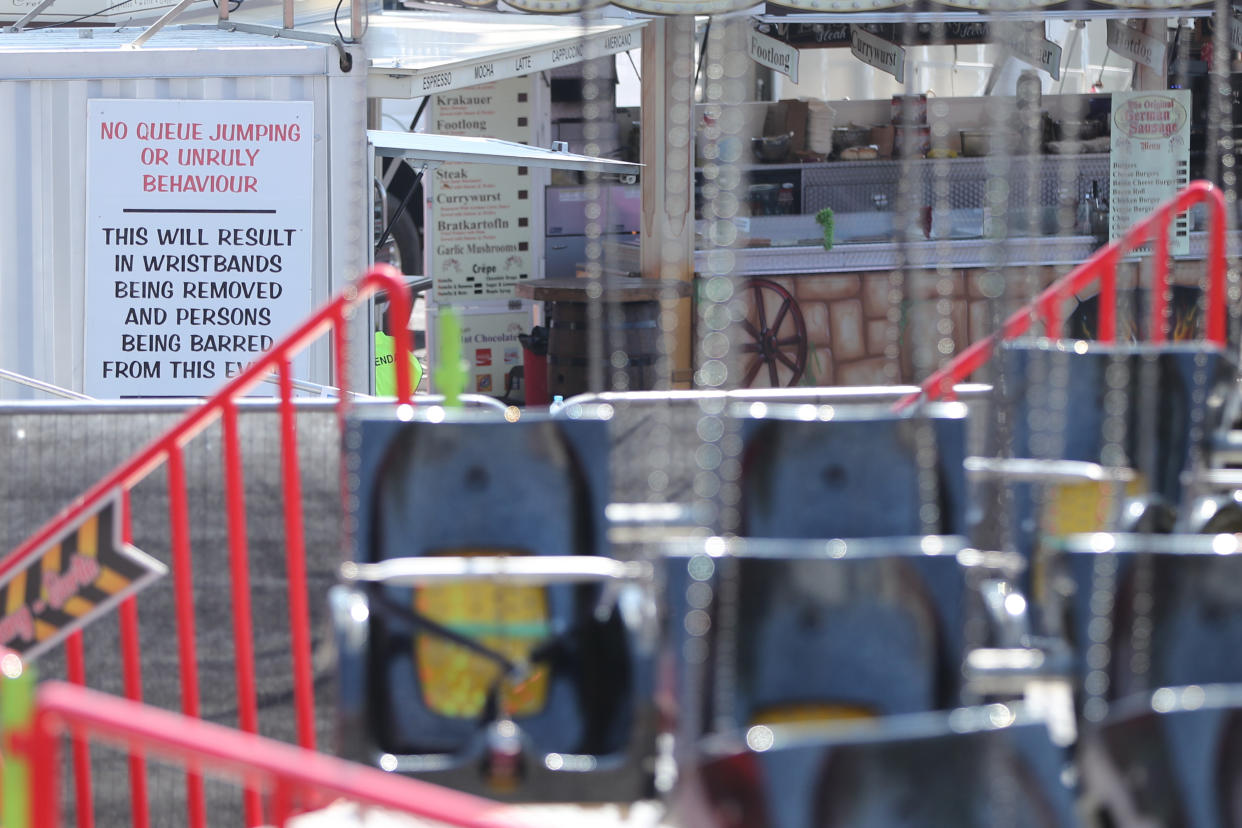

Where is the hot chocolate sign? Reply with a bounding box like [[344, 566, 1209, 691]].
[[85, 99, 314, 397]]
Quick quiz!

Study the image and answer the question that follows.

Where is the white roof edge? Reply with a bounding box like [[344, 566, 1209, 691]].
[[360, 15, 646, 98], [369, 129, 641, 173]]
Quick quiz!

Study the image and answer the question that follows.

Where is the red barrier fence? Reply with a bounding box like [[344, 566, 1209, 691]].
[[26, 681, 517, 828], [4, 265, 414, 828], [899, 180, 1230, 408]]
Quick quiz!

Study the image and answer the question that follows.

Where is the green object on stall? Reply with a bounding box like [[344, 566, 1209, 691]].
[[2, 658, 35, 828], [816, 208, 835, 251], [436, 307, 467, 408]]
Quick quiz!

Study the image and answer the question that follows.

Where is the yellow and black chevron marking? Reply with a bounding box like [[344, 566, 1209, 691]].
[[0, 495, 166, 659]]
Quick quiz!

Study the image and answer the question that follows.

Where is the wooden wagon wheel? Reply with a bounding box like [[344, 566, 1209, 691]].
[[740, 278, 809, 387]]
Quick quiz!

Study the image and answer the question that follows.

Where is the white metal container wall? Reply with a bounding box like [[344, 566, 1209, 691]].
[[0, 31, 369, 395]]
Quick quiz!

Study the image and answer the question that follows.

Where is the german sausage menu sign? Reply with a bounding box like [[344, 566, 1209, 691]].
[[1109, 90, 1190, 256], [85, 99, 313, 397]]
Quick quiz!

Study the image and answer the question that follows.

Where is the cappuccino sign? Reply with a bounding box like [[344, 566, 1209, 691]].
[[749, 28, 800, 83]]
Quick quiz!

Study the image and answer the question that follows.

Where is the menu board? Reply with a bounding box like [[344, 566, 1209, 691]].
[[428, 78, 535, 304], [1109, 90, 1190, 256], [84, 99, 313, 397], [431, 307, 529, 397]]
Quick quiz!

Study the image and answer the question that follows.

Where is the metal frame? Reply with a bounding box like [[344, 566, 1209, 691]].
[[6, 265, 416, 828], [25, 681, 520, 828]]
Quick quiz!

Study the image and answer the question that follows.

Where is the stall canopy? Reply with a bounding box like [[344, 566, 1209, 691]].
[[297, 11, 647, 98], [369, 128, 642, 174]]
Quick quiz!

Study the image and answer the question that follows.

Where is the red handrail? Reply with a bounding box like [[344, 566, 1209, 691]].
[[898, 180, 1229, 408], [27, 681, 518, 828], [4, 264, 414, 827]]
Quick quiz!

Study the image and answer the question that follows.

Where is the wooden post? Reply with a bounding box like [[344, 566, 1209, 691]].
[[641, 16, 697, 388]]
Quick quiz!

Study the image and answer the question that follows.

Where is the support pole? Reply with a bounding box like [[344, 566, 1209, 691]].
[[641, 16, 697, 388]]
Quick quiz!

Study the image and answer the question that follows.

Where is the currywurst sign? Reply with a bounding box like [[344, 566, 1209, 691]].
[[850, 26, 904, 82], [85, 99, 314, 397]]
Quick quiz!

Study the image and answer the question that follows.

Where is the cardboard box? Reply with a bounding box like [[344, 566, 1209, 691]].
[[764, 99, 809, 153]]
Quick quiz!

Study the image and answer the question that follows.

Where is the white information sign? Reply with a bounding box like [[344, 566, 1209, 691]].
[[428, 79, 535, 304], [85, 99, 313, 397], [1106, 20, 1166, 72], [850, 26, 904, 83], [749, 28, 800, 84], [1109, 90, 1191, 256]]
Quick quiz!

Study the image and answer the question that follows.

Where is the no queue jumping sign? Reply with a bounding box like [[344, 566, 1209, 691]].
[[85, 99, 313, 397]]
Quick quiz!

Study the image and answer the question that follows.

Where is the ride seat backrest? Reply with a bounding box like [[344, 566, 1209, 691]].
[[989, 342, 1234, 506], [740, 411, 969, 539], [1090, 687, 1242, 828], [348, 416, 631, 758], [357, 417, 608, 561], [1064, 551, 1242, 702], [809, 724, 1075, 828], [698, 712, 1078, 828], [669, 550, 970, 736]]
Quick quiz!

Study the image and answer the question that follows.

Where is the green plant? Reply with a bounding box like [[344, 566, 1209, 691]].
[[815, 207, 834, 251]]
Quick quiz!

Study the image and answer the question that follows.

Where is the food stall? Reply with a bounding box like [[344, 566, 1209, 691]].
[[607, 8, 1232, 388]]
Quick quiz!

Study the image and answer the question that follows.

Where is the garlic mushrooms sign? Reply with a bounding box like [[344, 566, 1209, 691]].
[[84, 99, 313, 397]]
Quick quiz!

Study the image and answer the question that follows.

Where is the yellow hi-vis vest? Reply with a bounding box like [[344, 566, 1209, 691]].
[[374, 331, 423, 397]]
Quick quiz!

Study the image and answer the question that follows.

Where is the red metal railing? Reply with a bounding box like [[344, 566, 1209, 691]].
[[4, 265, 414, 827], [26, 681, 517, 828], [899, 180, 1229, 408]]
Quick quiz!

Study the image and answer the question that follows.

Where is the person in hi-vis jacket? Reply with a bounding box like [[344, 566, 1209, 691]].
[[374, 296, 423, 396]]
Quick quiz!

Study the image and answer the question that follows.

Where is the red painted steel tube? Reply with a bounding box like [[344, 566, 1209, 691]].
[[1203, 184, 1228, 345], [166, 446, 206, 828], [64, 633, 94, 828], [278, 360, 316, 751], [4, 265, 410, 581], [268, 779, 295, 827], [117, 597, 149, 828], [117, 491, 150, 828], [1151, 206, 1171, 343], [33, 682, 520, 828], [1098, 254, 1117, 343], [221, 401, 263, 827], [31, 707, 61, 828], [386, 275, 414, 405]]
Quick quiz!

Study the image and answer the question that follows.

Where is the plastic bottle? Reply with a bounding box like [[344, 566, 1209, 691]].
[[549, 395, 565, 415]]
